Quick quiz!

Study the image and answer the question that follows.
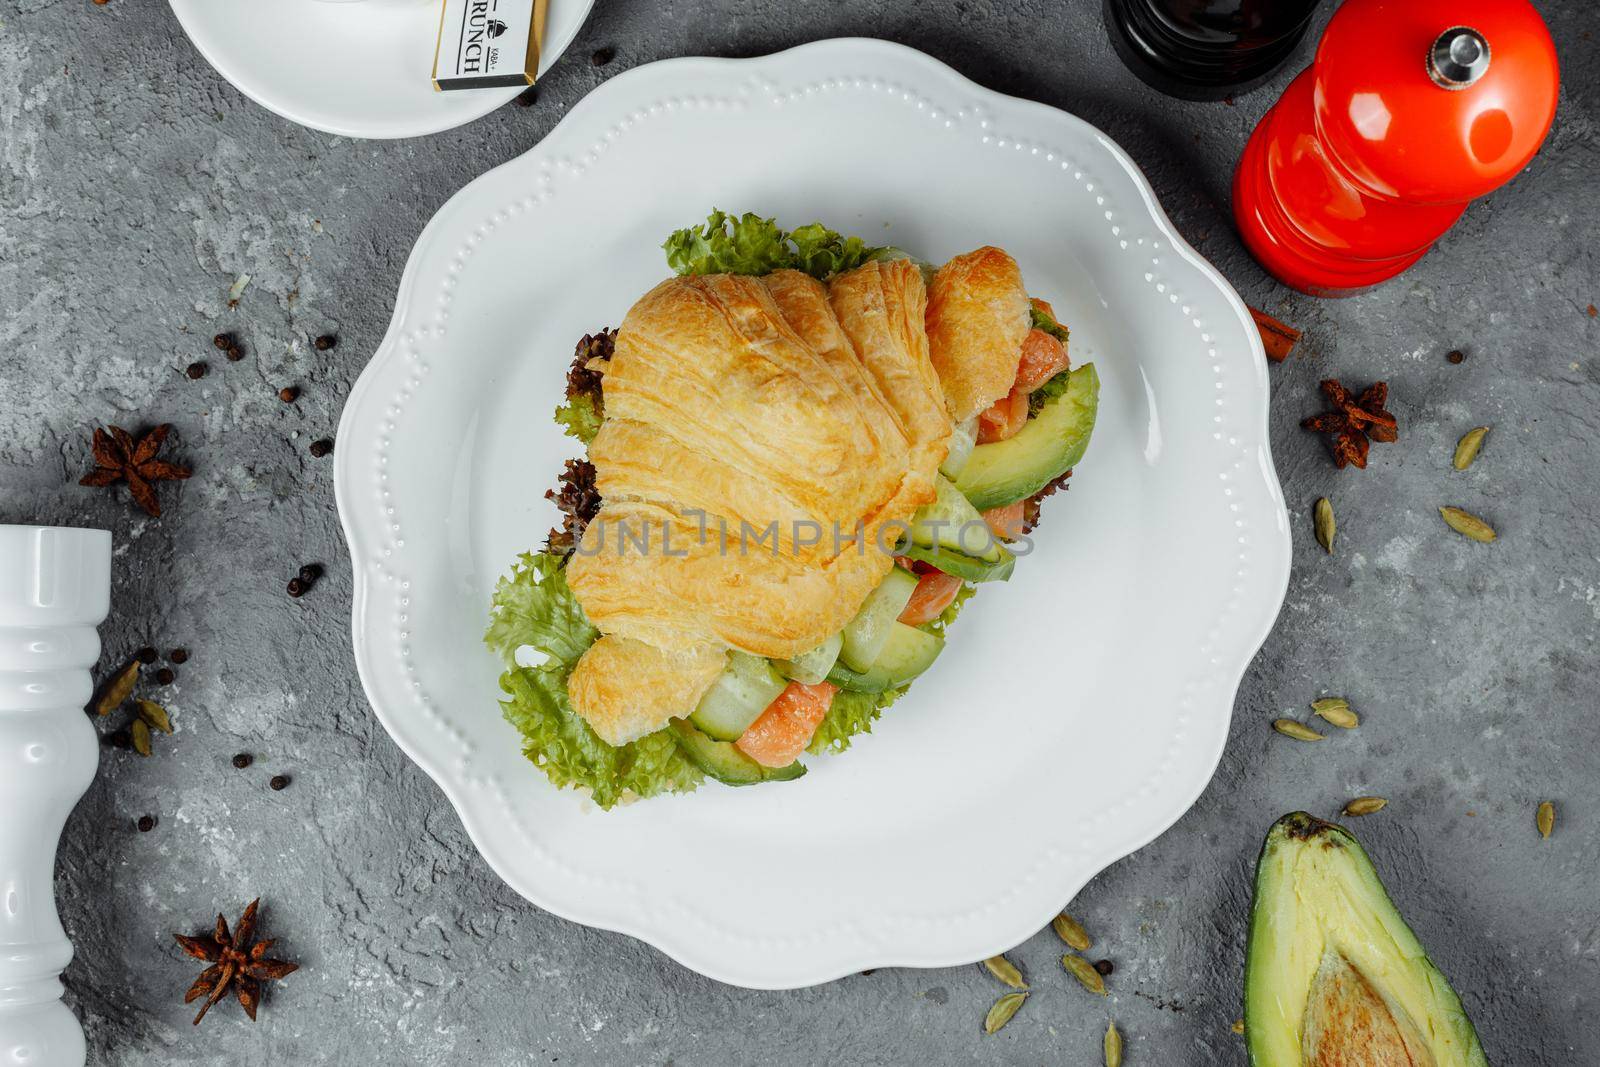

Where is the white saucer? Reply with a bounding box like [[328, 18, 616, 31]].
[[167, 0, 595, 139]]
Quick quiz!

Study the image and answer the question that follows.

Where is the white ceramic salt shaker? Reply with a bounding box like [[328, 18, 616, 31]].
[[0, 525, 110, 1067]]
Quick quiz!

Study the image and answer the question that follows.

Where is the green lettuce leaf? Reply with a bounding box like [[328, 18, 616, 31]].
[[808, 687, 905, 755], [664, 210, 889, 280], [486, 550, 701, 808], [1030, 304, 1070, 343], [1027, 367, 1074, 418], [554, 393, 603, 446]]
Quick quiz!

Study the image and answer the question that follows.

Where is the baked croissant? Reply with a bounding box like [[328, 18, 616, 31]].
[[566, 250, 1024, 745]]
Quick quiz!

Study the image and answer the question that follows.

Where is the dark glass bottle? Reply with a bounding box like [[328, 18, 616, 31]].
[[1104, 0, 1324, 100]]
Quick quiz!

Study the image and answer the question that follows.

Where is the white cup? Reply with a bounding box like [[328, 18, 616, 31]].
[[0, 526, 111, 1067]]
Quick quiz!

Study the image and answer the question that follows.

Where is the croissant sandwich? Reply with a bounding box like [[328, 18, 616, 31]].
[[486, 212, 1099, 807]]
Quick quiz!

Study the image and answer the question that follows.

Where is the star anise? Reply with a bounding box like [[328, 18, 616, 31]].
[[174, 899, 298, 1025], [1301, 379, 1397, 469], [79, 424, 192, 516]]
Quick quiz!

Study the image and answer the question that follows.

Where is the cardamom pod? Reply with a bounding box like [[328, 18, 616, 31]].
[[1273, 719, 1325, 742], [1062, 954, 1108, 996], [130, 717, 153, 757], [1311, 697, 1359, 729], [1453, 426, 1489, 470], [1314, 497, 1335, 554], [1052, 912, 1092, 952], [1343, 796, 1388, 816], [984, 991, 1028, 1035], [1439, 506, 1496, 543], [982, 954, 1027, 990], [1104, 1020, 1123, 1067], [135, 699, 174, 735], [92, 659, 140, 717], [1537, 800, 1555, 839]]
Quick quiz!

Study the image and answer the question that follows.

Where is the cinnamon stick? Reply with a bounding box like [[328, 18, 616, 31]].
[[1249, 306, 1302, 362]]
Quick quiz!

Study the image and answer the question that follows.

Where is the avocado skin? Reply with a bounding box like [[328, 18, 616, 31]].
[[956, 362, 1099, 512], [1244, 812, 1490, 1067]]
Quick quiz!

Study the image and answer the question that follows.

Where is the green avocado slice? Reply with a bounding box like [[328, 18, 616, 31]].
[[956, 362, 1098, 512], [668, 719, 804, 786], [1245, 812, 1489, 1067]]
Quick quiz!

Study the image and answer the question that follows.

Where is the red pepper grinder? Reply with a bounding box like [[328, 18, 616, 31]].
[[1232, 0, 1559, 296]]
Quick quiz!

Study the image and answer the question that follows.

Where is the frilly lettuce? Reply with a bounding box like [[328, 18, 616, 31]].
[[664, 210, 891, 281], [486, 551, 702, 808]]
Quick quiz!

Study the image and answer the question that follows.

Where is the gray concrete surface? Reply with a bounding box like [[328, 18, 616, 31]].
[[2, 0, 1596, 1063]]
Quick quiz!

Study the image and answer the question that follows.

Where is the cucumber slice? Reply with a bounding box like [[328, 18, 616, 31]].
[[956, 363, 1098, 511], [897, 541, 1015, 583], [827, 622, 944, 693], [688, 651, 789, 741], [906, 475, 1005, 563], [840, 568, 919, 673], [939, 419, 978, 480], [670, 719, 805, 786], [777, 631, 843, 685]]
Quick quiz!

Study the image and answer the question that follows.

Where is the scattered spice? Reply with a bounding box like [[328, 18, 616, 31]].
[[591, 47, 615, 67], [185, 362, 208, 380], [286, 578, 307, 598], [1536, 801, 1555, 839], [107, 728, 132, 749], [226, 273, 252, 308], [1232, 1019, 1246, 1035], [1104, 1020, 1124, 1067], [137, 815, 155, 832], [135, 699, 174, 736], [1302, 379, 1397, 469], [1311, 698, 1359, 729], [1588, 305, 1597, 318], [982, 955, 1027, 990], [136, 647, 158, 664], [175, 899, 298, 1025], [1248, 306, 1301, 362], [269, 774, 290, 791], [156, 667, 176, 686], [298, 563, 323, 584], [1052, 912, 1093, 952], [1447, 348, 1466, 364], [232, 753, 253, 769], [79, 425, 193, 517], [1094, 959, 1114, 976], [131, 718, 153, 756], [1439, 506, 1496, 543], [1452, 426, 1489, 470], [213, 333, 233, 352], [92, 660, 140, 716], [514, 87, 538, 107], [1313, 497, 1335, 554], [279, 386, 300, 404], [170, 648, 189, 664], [1343, 796, 1388, 816], [1062, 954, 1108, 996], [1272, 719, 1324, 742], [308, 438, 334, 458], [313, 334, 337, 351], [983, 991, 1028, 1035]]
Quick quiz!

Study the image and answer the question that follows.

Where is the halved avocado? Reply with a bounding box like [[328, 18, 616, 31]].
[[905, 475, 1008, 563], [896, 541, 1014, 583], [1245, 812, 1488, 1067], [956, 362, 1098, 512], [669, 719, 805, 786], [826, 621, 943, 693]]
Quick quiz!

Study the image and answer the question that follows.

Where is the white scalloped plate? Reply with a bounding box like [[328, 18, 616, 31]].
[[335, 38, 1290, 988], [167, 0, 593, 140]]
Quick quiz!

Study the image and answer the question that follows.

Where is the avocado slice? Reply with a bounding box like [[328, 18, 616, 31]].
[[826, 621, 944, 693], [956, 362, 1098, 512], [669, 719, 805, 786], [1245, 812, 1488, 1067]]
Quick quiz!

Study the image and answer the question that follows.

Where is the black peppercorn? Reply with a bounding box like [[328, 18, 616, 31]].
[[279, 385, 300, 403], [225, 344, 244, 362], [155, 667, 175, 685], [314, 334, 337, 351], [309, 438, 334, 458], [514, 87, 538, 107], [232, 752, 253, 769], [1093, 959, 1114, 976], [1447, 349, 1465, 364], [108, 729, 132, 749], [591, 47, 614, 67], [170, 648, 189, 664], [137, 815, 155, 833], [185, 362, 208, 380], [135, 646, 158, 664], [213, 332, 233, 351], [298, 563, 322, 583], [287, 577, 307, 598], [269, 774, 290, 791]]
